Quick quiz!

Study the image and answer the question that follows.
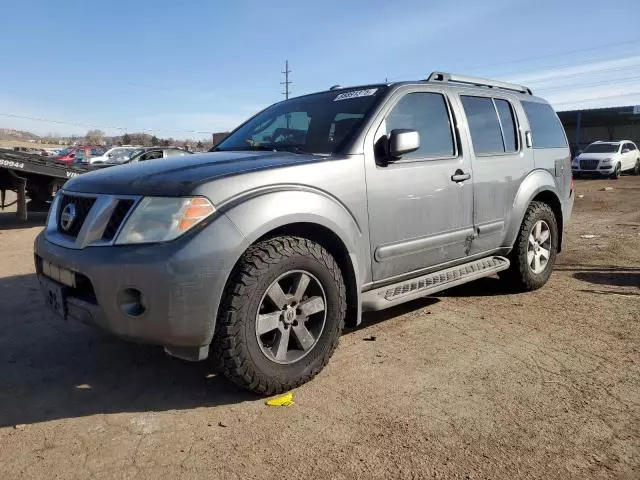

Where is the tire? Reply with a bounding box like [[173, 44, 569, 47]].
[[611, 162, 621, 179], [499, 201, 558, 291], [633, 159, 640, 176], [213, 236, 346, 395]]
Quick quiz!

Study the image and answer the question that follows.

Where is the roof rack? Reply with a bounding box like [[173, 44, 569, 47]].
[[427, 72, 533, 95]]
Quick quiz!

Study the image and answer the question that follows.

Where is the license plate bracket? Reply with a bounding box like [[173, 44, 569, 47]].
[[40, 276, 68, 319]]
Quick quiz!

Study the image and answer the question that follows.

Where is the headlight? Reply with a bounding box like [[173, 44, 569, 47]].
[[116, 196, 216, 245], [601, 158, 611, 163]]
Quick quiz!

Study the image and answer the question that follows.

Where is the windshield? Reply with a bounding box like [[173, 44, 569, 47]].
[[584, 143, 619, 153], [215, 86, 387, 154]]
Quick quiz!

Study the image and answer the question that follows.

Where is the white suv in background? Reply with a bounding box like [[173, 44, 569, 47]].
[[572, 141, 640, 178], [83, 146, 141, 165]]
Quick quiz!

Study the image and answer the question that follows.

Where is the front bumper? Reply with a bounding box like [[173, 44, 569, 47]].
[[572, 164, 613, 176], [34, 214, 245, 359]]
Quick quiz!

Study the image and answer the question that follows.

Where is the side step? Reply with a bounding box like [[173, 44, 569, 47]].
[[361, 256, 510, 311]]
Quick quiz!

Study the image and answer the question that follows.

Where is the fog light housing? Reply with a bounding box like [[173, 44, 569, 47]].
[[118, 288, 146, 317]]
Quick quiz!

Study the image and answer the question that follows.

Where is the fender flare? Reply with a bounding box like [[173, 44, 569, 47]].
[[503, 169, 562, 249]]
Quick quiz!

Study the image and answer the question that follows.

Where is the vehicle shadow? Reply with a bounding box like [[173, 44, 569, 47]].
[[0, 273, 254, 428], [344, 296, 441, 335], [0, 210, 47, 231], [435, 275, 515, 297], [0, 273, 442, 427], [573, 271, 640, 288]]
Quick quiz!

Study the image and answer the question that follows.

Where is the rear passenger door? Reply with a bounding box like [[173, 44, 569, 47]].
[[458, 94, 533, 255]]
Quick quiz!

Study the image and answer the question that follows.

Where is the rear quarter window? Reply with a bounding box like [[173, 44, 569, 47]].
[[521, 101, 567, 149]]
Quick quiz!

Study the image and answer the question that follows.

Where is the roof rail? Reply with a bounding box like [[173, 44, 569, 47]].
[[427, 72, 533, 95]]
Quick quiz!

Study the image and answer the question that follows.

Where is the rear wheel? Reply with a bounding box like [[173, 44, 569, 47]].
[[632, 159, 640, 176], [213, 236, 346, 395], [499, 201, 558, 291]]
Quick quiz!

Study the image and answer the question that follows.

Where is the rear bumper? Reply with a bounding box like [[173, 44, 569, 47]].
[[33, 214, 245, 357]]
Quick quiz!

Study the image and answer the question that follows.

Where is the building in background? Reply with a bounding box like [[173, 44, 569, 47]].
[[558, 105, 640, 157]]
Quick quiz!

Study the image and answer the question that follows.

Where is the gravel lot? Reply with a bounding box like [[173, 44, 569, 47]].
[[0, 177, 638, 479]]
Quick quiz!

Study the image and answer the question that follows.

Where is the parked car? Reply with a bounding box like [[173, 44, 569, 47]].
[[90, 147, 191, 169], [572, 140, 640, 178], [35, 72, 573, 395], [81, 146, 140, 165], [53, 146, 105, 166]]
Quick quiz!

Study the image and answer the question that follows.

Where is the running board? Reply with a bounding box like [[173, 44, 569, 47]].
[[362, 256, 510, 311]]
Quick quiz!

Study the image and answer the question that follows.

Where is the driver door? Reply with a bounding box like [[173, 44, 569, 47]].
[[364, 87, 475, 282]]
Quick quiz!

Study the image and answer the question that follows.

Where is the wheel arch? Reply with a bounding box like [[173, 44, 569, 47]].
[[220, 190, 366, 327], [505, 169, 564, 253]]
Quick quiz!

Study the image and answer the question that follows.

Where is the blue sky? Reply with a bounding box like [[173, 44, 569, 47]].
[[1, 0, 639, 139]]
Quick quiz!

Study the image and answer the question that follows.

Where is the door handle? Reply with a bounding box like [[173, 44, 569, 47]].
[[451, 169, 471, 182]]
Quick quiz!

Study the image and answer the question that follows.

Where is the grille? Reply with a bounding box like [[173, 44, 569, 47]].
[[102, 200, 135, 240], [580, 159, 599, 170], [57, 194, 96, 238]]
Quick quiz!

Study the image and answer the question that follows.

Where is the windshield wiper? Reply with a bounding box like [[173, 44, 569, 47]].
[[215, 144, 310, 154]]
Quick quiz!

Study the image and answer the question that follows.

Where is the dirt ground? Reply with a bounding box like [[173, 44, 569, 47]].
[[0, 177, 638, 479]]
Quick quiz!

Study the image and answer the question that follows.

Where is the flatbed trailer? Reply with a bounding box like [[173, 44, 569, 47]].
[[0, 148, 88, 219]]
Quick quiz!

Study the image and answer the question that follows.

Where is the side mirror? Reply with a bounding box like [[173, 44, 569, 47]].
[[388, 129, 420, 158], [622, 149, 630, 154]]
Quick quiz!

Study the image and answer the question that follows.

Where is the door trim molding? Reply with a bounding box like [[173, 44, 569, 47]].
[[374, 227, 475, 262]]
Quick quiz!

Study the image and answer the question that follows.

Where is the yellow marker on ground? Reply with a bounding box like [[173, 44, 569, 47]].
[[265, 392, 294, 406]]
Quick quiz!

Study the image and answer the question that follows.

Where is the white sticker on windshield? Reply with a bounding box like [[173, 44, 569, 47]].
[[334, 88, 378, 101]]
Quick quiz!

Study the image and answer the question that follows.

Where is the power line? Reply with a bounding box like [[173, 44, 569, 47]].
[[0, 112, 212, 135], [492, 54, 640, 80], [281, 60, 292, 100], [536, 75, 640, 93], [524, 64, 640, 84], [553, 91, 640, 107], [465, 38, 640, 72]]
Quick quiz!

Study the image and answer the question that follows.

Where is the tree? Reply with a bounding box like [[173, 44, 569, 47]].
[[162, 139, 170, 147], [85, 129, 105, 145], [151, 135, 159, 146], [122, 133, 132, 145], [196, 141, 203, 151]]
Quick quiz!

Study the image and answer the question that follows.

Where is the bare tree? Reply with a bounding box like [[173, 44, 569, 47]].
[[85, 129, 105, 145]]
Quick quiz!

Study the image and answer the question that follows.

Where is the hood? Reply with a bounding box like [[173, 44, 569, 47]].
[[63, 151, 326, 196], [577, 152, 618, 161]]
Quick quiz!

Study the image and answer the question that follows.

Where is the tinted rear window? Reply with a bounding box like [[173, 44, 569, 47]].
[[521, 101, 567, 149], [494, 99, 518, 152], [461, 96, 505, 155]]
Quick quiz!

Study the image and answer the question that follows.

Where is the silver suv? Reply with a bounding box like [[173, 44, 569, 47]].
[[35, 72, 574, 394]]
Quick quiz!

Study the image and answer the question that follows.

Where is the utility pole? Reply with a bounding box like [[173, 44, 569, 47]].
[[281, 60, 291, 100]]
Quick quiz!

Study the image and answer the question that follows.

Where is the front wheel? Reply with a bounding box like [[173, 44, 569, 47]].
[[213, 236, 346, 395], [499, 201, 558, 291], [611, 162, 622, 179]]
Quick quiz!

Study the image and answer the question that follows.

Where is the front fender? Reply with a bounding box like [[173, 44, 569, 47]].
[[220, 187, 367, 323], [503, 169, 560, 248]]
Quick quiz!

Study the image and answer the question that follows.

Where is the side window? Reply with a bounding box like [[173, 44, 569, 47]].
[[384, 92, 455, 160], [164, 149, 187, 157], [631, 143, 638, 151], [494, 99, 518, 152], [521, 101, 567, 149], [140, 151, 163, 161], [460, 96, 504, 155]]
